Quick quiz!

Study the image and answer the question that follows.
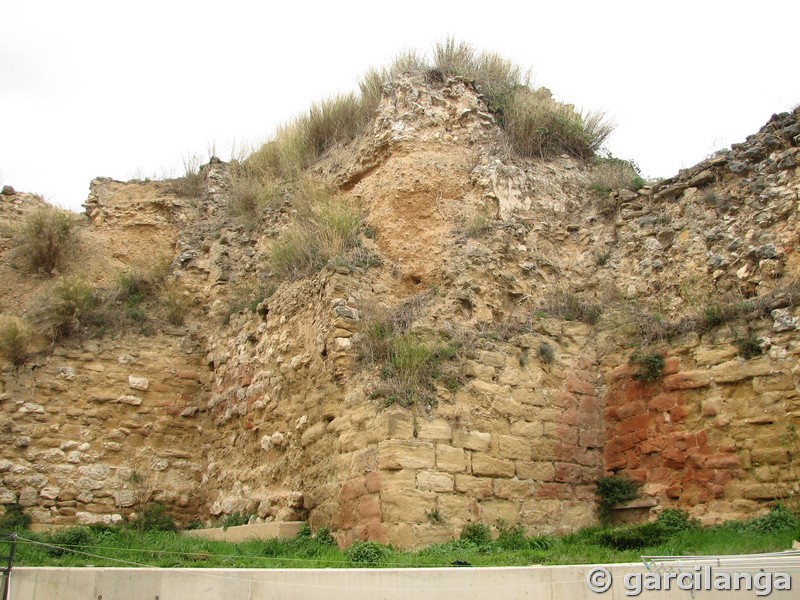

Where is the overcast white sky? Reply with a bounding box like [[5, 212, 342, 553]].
[[2, 1, 798, 212]]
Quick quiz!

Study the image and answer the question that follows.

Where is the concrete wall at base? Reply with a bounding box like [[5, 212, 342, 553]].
[[9, 564, 797, 600]]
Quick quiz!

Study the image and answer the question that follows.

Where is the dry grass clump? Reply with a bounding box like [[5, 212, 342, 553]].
[[5, 207, 80, 275], [359, 294, 461, 407], [243, 38, 612, 197], [432, 38, 529, 113], [227, 172, 282, 228], [464, 208, 493, 237], [503, 88, 612, 160], [162, 284, 192, 326], [602, 281, 800, 347], [589, 156, 646, 196], [539, 289, 603, 325], [33, 277, 99, 341], [0, 317, 31, 365], [269, 182, 361, 278], [169, 154, 205, 198]]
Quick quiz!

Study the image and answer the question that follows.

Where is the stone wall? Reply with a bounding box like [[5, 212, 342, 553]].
[[0, 333, 210, 525], [603, 317, 800, 524]]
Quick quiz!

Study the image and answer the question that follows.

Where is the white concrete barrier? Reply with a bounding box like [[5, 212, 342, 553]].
[[8, 563, 797, 600]]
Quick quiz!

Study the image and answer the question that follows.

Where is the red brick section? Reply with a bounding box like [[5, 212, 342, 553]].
[[602, 357, 738, 508], [334, 475, 384, 545], [547, 359, 605, 503]]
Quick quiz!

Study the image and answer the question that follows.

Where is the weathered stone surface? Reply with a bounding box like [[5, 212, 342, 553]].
[[435, 445, 466, 473], [381, 489, 437, 522], [378, 440, 435, 471], [452, 430, 491, 451], [471, 454, 515, 478], [127, 376, 149, 391], [417, 470, 454, 492]]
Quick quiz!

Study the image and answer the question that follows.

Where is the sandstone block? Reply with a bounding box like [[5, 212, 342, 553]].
[[301, 421, 327, 446], [493, 478, 534, 500], [511, 387, 546, 406], [710, 359, 773, 383], [471, 454, 515, 478], [128, 376, 149, 391], [463, 360, 495, 381], [454, 474, 493, 498], [510, 421, 543, 437], [416, 419, 452, 442], [435, 445, 466, 473], [379, 470, 417, 491], [376, 411, 415, 439], [579, 429, 604, 448], [437, 494, 473, 524], [378, 440, 435, 471], [663, 371, 712, 390], [452, 430, 491, 452], [479, 499, 520, 523], [339, 478, 367, 502], [694, 347, 737, 367], [417, 471, 454, 492], [381, 489, 437, 522], [516, 461, 556, 481], [497, 435, 531, 460]]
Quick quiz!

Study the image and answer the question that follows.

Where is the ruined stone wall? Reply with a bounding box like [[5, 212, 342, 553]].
[[0, 334, 210, 525], [603, 318, 800, 524]]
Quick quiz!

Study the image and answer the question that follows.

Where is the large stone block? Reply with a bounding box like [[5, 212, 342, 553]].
[[662, 371, 712, 390], [454, 474, 493, 498], [435, 445, 466, 473], [417, 470, 454, 492], [479, 499, 520, 523], [381, 489, 437, 522], [437, 494, 473, 524], [510, 421, 543, 437], [416, 419, 452, 442], [378, 440, 435, 471], [471, 454, 515, 478], [375, 411, 415, 439], [516, 461, 556, 481], [497, 435, 531, 460], [711, 359, 774, 383], [452, 430, 491, 452], [493, 478, 534, 500]]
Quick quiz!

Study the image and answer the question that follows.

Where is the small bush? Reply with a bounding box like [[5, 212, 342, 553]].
[[656, 508, 697, 532], [596, 476, 640, 522], [496, 523, 528, 550], [734, 333, 763, 359], [460, 522, 492, 546], [737, 504, 800, 534], [34, 277, 97, 340], [0, 317, 31, 365], [314, 527, 336, 547], [629, 351, 664, 381], [222, 512, 250, 530], [589, 156, 643, 194], [269, 186, 361, 278], [0, 503, 31, 531], [538, 342, 555, 364], [46, 526, 94, 557], [8, 207, 80, 275], [591, 522, 670, 550], [129, 503, 177, 532], [345, 541, 392, 566]]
